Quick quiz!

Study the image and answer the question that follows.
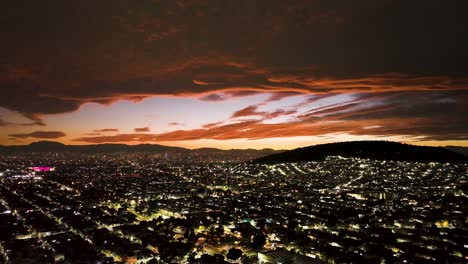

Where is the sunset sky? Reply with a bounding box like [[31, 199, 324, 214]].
[[1, 0, 467, 149]]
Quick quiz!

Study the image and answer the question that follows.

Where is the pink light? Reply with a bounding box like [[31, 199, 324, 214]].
[[32, 166, 52, 171]]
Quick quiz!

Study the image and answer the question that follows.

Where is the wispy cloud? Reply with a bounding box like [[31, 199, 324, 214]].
[[1, 0, 467, 144], [9, 131, 66, 139], [93, 128, 119, 132], [72, 91, 468, 143], [168, 122, 184, 126], [1, 0, 467, 126]]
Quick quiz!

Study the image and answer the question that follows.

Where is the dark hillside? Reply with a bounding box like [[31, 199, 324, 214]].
[[253, 141, 467, 164]]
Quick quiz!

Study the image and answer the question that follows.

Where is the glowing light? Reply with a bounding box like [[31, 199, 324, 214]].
[[30, 166, 55, 172]]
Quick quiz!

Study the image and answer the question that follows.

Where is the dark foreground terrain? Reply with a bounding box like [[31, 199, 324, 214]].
[[0, 151, 467, 263]]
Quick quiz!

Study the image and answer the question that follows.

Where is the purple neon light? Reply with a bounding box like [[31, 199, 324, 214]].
[[32, 166, 52, 171]]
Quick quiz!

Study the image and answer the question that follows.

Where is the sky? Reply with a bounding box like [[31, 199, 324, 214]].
[[1, 0, 467, 149]]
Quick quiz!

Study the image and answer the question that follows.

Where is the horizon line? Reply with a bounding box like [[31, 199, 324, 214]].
[[1, 139, 467, 151]]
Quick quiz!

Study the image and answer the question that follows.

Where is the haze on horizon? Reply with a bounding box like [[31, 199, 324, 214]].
[[1, 0, 467, 149]]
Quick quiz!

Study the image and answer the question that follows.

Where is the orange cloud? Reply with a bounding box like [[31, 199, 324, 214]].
[[134, 126, 150, 132], [9, 131, 66, 139], [231, 106, 261, 118], [231, 105, 297, 120], [1, 0, 467, 146]]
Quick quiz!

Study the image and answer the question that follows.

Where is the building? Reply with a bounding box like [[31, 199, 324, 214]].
[[258, 249, 326, 264]]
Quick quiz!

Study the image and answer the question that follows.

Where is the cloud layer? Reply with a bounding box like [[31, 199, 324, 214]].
[[9, 131, 66, 139], [93, 128, 119, 132], [1, 0, 467, 144]]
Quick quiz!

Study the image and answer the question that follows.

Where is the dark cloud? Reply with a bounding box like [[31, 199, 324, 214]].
[[0, 79, 82, 125], [198, 90, 266, 102], [266, 91, 303, 102], [198, 93, 228, 102], [134, 127, 150, 132], [72, 133, 157, 144], [192, 80, 209, 86], [9, 131, 66, 139], [231, 106, 261, 118], [230, 105, 297, 120], [225, 90, 263, 98], [93, 128, 119, 132], [202, 121, 224, 128], [71, 91, 467, 143]]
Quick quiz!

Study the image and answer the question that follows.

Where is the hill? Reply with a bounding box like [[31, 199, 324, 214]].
[[253, 141, 468, 164]]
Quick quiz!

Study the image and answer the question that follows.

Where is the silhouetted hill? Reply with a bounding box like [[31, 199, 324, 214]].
[[445, 146, 468, 157], [253, 141, 468, 164]]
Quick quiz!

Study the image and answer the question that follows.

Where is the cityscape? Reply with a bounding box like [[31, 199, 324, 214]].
[[1, 1, 468, 263], [0, 150, 466, 263]]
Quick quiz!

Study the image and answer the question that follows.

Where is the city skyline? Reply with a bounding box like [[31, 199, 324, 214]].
[[1, 1, 467, 149]]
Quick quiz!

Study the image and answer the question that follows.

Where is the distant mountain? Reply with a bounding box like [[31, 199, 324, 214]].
[[0, 141, 281, 160], [194, 147, 279, 155], [445, 146, 468, 157], [0, 141, 186, 153], [253, 141, 468, 164]]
